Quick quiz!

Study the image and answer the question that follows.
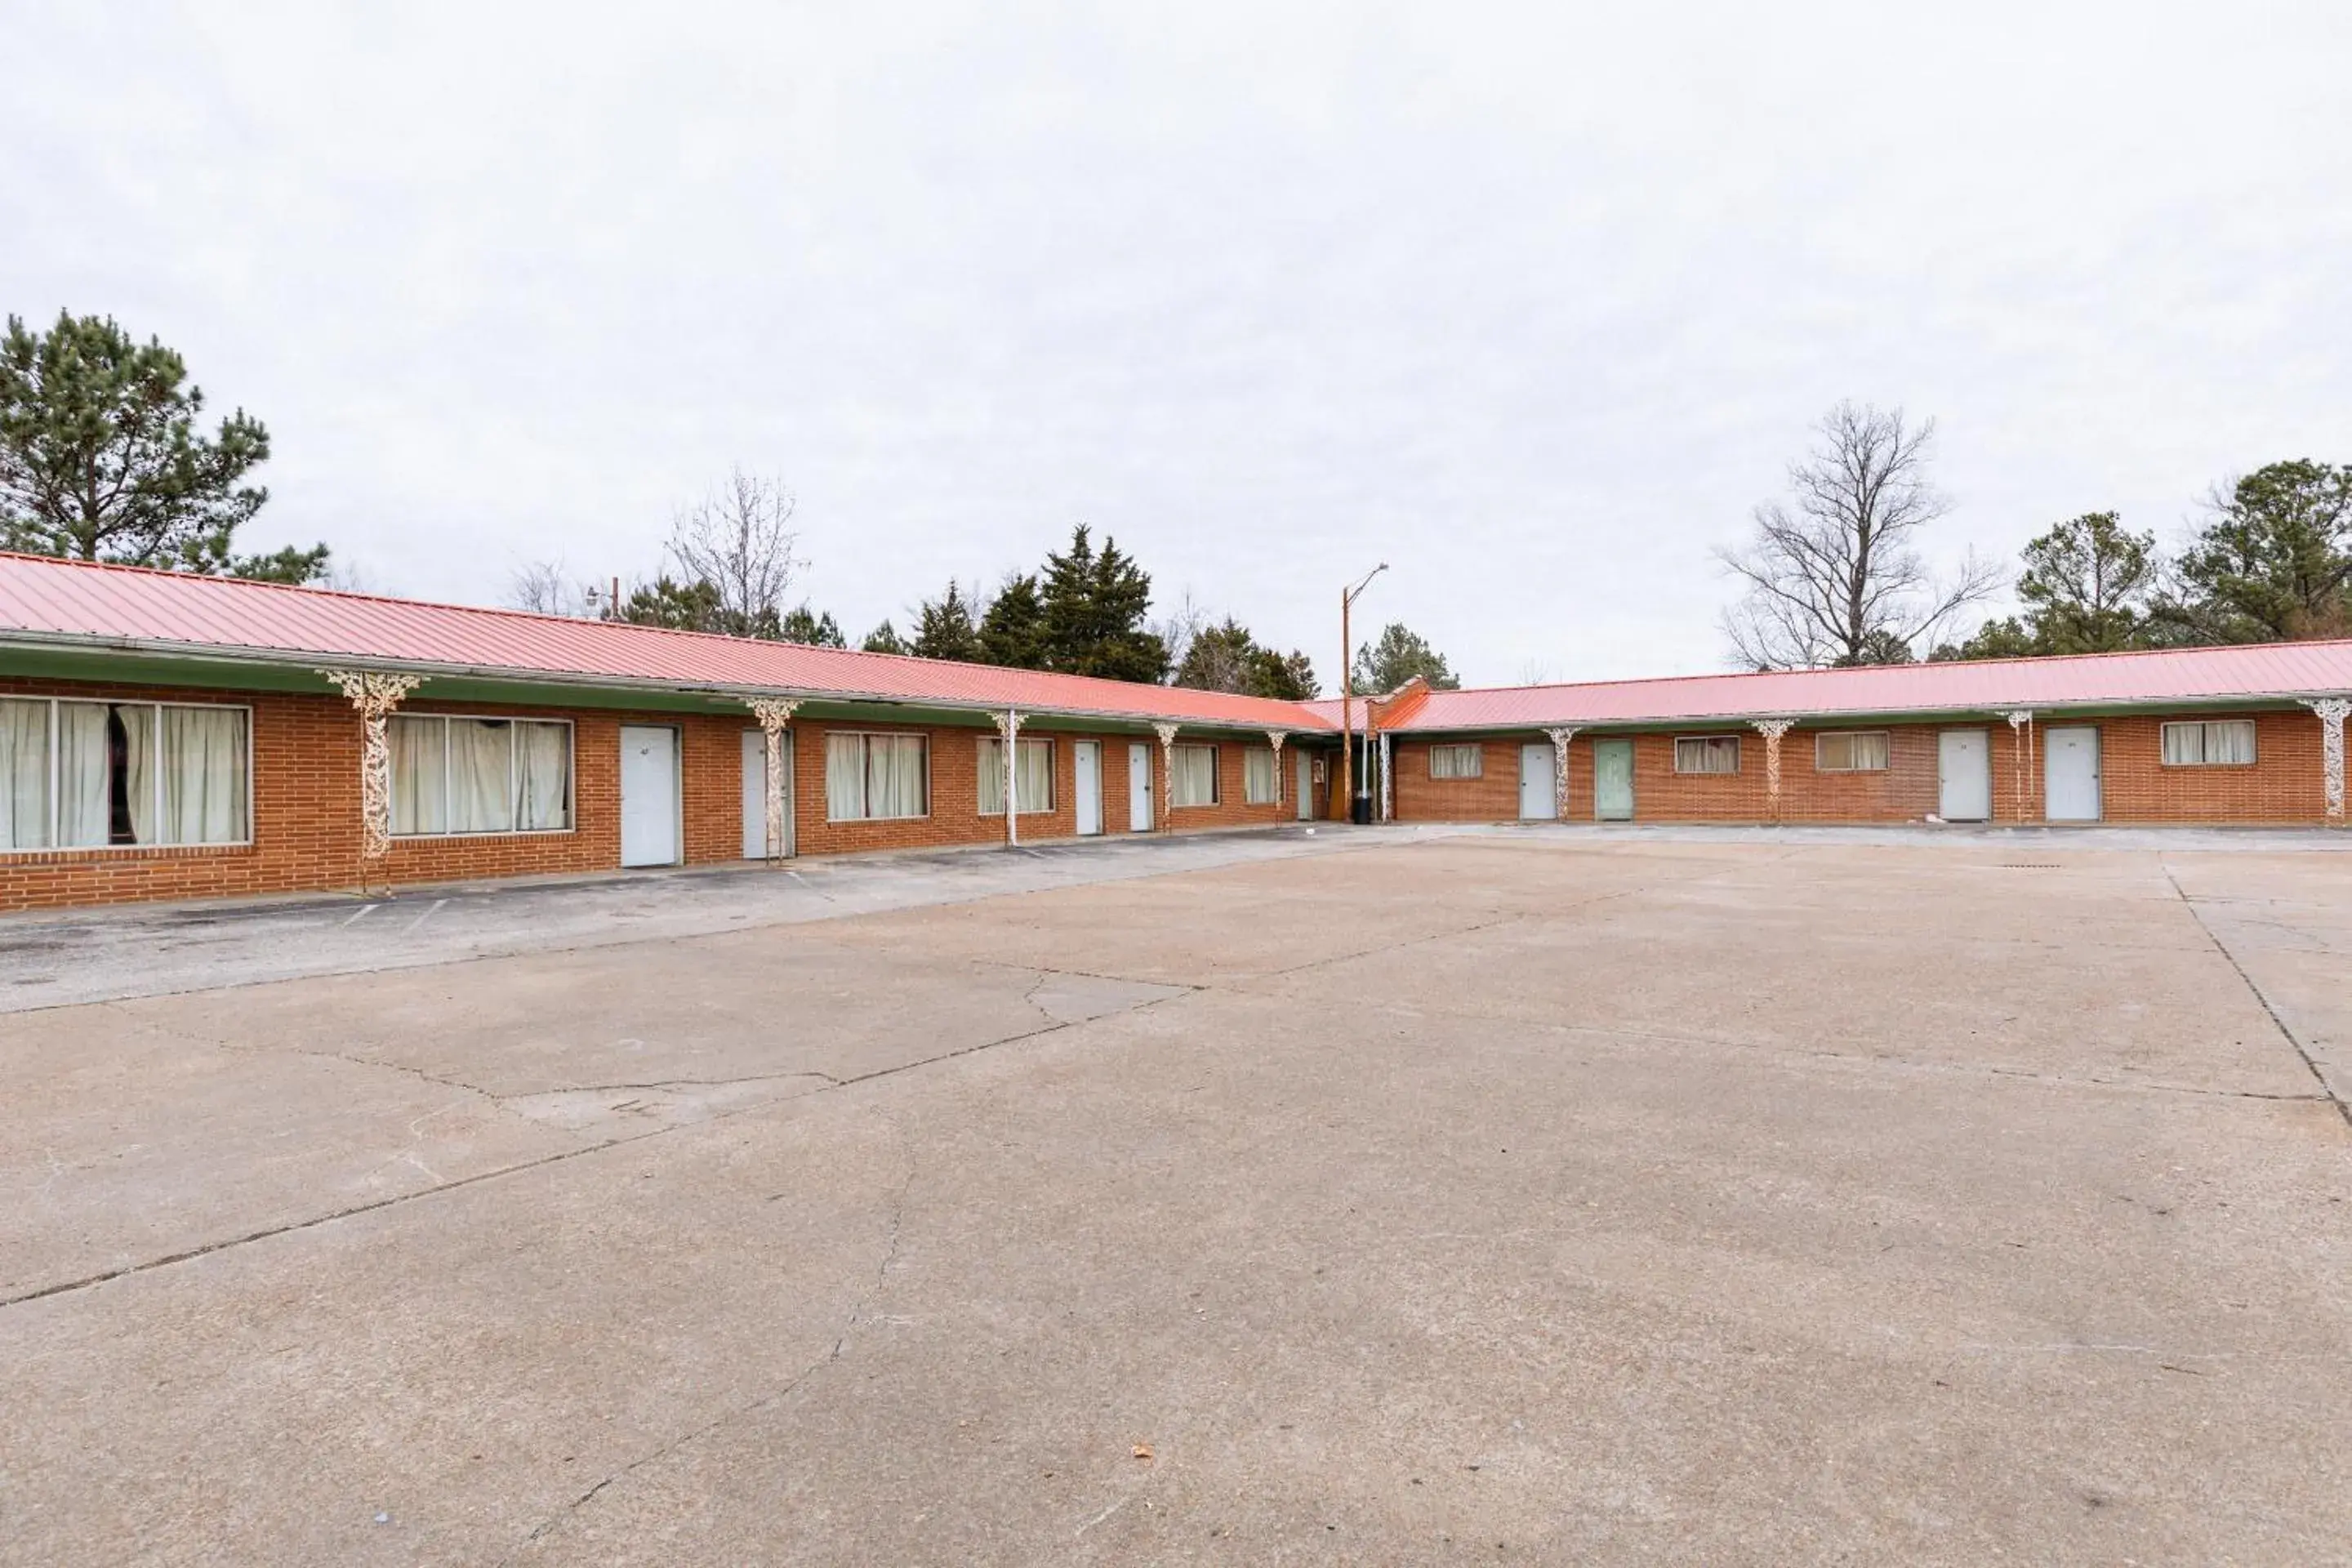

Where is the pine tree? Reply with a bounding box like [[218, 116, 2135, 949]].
[[0, 310, 327, 581], [2160, 461, 2352, 642], [862, 621, 908, 655], [1352, 623, 1459, 693], [911, 581, 982, 662], [978, 572, 1049, 668], [1039, 524, 1167, 681], [777, 604, 845, 647]]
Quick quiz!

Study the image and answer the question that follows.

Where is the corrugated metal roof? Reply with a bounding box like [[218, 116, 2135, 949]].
[[0, 553, 1333, 731], [1382, 643, 2352, 731]]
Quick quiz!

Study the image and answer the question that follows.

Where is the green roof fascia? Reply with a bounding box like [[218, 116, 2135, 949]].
[[1392, 694, 2329, 739], [0, 642, 1312, 738]]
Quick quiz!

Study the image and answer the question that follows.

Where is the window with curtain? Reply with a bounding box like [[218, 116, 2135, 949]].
[[827, 732, 928, 820], [1, 698, 247, 849], [1815, 732, 1890, 772], [1428, 744, 1483, 779], [0, 698, 52, 849], [1674, 736, 1740, 775], [977, 737, 1054, 815], [387, 715, 571, 835], [1171, 743, 1218, 807], [1243, 746, 1277, 804], [2161, 719, 2256, 766]]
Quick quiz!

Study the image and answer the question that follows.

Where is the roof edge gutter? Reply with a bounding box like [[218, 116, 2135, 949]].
[[0, 630, 1337, 735]]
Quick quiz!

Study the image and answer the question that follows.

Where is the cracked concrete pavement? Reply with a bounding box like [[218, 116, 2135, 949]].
[[2, 828, 2349, 1564]]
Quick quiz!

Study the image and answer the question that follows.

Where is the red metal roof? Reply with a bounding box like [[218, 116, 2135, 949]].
[[1375, 643, 2352, 732], [0, 553, 1332, 731]]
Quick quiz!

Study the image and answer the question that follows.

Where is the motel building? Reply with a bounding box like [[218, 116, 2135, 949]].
[[0, 551, 2348, 914]]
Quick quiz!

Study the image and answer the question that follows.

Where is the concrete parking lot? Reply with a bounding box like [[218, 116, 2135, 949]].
[[3, 828, 2348, 1565]]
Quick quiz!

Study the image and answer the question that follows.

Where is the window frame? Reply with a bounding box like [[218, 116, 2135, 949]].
[[1428, 742, 1485, 781], [2159, 719, 2257, 768], [386, 712, 577, 839], [1673, 734, 1742, 776], [977, 734, 1056, 817], [824, 728, 932, 823], [1170, 742, 1220, 808], [1813, 730, 1891, 773], [0, 694, 256, 853]]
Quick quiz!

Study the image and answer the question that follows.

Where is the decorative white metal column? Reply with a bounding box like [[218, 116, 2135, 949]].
[[318, 668, 424, 893], [992, 709, 1025, 846], [1546, 726, 1578, 820], [743, 697, 800, 861], [2002, 710, 2035, 822], [1153, 722, 1179, 831], [1379, 732, 1393, 821], [1266, 730, 1287, 808], [2303, 698, 2351, 822], [1750, 718, 1795, 822]]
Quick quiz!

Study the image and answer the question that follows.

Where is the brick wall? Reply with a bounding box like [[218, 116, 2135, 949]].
[[0, 679, 1294, 912], [1390, 708, 2336, 827]]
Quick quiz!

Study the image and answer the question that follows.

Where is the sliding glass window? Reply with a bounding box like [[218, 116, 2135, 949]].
[[387, 715, 572, 835], [0, 697, 251, 849]]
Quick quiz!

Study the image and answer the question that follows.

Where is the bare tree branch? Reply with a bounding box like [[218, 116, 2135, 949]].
[[1715, 401, 1996, 667], [506, 558, 590, 617], [666, 468, 803, 630]]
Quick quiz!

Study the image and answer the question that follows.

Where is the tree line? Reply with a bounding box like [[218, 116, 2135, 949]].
[[1719, 400, 2352, 667]]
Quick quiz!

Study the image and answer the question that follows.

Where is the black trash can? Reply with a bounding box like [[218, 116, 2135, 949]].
[[1350, 793, 1372, 825]]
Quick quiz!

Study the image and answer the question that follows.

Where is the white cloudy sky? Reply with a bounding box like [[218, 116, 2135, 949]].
[[6, 1, 2348, 686]]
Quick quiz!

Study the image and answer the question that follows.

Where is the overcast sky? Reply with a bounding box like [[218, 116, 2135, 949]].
[[6, 2, 2348, 686]]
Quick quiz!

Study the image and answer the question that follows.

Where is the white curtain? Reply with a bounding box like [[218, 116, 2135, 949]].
[[868, 734, 926, 818], [977, 737, 1007, 816], [2208, 721, 2256, 764], [390, 715, 447, 835], [160, 707, 248, 844], [980, 737, 1049, 815], [0, 700, 49, 849], [57, 702, 114, 847], [119, 705, 154, 844], [1172, 744, 1217, 807], [515, 721, 572, 830], [826, 733, 867, 821], [1244, 746, 1276, 804], [448, 719, 515, 832], [1016, 738, 1051, 813]]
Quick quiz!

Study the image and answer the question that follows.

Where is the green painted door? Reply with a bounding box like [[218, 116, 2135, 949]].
[[1593, 739, 1635, 821]]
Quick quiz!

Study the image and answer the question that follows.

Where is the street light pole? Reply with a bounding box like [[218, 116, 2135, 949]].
[[1339, 562, 1388, 826]]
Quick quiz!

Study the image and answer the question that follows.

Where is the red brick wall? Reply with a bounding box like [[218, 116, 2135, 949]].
[[0, 679, 1294, 911], [1390, 709, 2336, 827]]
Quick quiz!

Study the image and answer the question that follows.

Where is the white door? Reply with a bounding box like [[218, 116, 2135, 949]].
[[1295, 751, 1313, 821], [1074, 741, 1102, 835], [621, 726, 680, 866], [2045, 726, 2102, 822], [740, 728, 794, 858], [1518, 742, 1557, 820], [1937, 729, 1990, 822], [1128, 743, 1154, 831]]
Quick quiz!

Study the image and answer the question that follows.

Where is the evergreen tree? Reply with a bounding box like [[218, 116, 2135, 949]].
[[1830, 627, 1918, 666], [1174, 617, 1256, 691], [1352, 623, 1459, 693], [2159, 461, 2352, 642], [777, 604, 845, 647], [862, 621, 908, 655], [1931, 616, 2038, 662], [1039, 525, 1168, 681], [1244, 646, 1317, 700], [911, 581, 982, 662], [0, 310, 327, 581], [2013, 511, 2158, 653], [1173, 615, 1318, 698], [621, 575, 729, 632], [978, 572, 1049, 668]]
